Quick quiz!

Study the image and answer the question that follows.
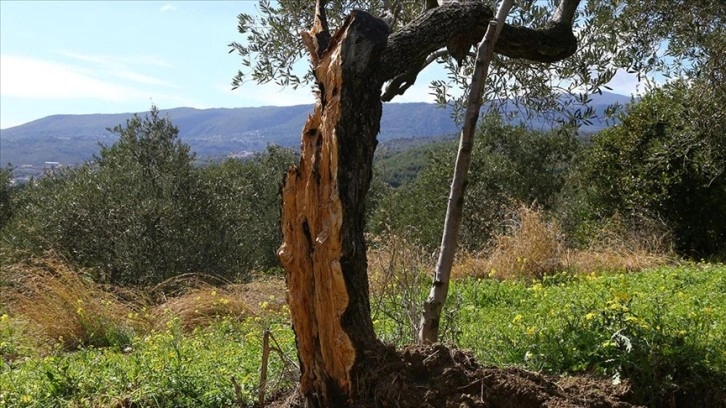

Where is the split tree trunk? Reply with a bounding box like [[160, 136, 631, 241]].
[[277, 0, 582, 405], [277, 8, 389, 407]]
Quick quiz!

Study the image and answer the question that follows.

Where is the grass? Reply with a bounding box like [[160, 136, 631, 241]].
[[430, 264, 726, 406], [0, 315, 296, 408], [0, 255, 149, 351], [0, 262, 295, 408], [452, 205, 673, 281], [151, 280, 286, 333], [1, 251, 723, 407], [0, 255, 294, 407]]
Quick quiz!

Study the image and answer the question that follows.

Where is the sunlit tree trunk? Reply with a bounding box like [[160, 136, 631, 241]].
[[277, 0, 581, 405], [277, 4, 388, 406]]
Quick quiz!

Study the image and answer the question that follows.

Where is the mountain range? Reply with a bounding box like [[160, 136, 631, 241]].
[[0, 92, 632, 168]]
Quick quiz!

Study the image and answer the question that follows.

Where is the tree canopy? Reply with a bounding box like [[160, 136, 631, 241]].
[[228, 1, 725, 405], [231, 0, 724, 123]]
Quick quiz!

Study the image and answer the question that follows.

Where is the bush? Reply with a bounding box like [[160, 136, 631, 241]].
[[2, 108, 216, 284], [197, 146, 296, 275], [0, 168, 12, 231], [577, 80, 726, 259], [0, 109, 295, 285], [370, 114, 579, 251]]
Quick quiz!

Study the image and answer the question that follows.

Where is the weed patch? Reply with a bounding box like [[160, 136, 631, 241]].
[[446, 264, 726, 406], [0, 255, 149, 351]]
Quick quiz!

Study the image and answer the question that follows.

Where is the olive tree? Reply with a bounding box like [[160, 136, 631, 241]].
[[229, 0, 724, 405]]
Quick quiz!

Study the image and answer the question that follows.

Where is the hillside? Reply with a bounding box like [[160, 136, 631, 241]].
[[0, 92, 632, 168]]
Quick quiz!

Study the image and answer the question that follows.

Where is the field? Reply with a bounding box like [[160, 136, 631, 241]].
[[1, 258, 724, 407]]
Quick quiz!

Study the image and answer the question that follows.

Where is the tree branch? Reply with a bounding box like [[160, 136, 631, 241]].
[[419, 0, 514, 344], [301, 0, 331, 64], [552, 0, 580, 26], [377, 1, 580, 84], [382, 49, 449, 102]]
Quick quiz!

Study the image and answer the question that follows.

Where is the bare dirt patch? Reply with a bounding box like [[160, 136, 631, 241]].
[[267, 343, 641, 408]]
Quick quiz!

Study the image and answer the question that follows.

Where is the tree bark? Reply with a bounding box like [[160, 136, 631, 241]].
[[278, 0, 582, 405], [278, 6, 388, 407], [419, 0, 513, 344], [378, 1, 579, 100]]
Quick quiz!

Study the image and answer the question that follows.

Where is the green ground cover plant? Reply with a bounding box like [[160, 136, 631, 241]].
[[448, 264, 726, 406], [0, 314, 295, 408], [1, 264, 723, 407]]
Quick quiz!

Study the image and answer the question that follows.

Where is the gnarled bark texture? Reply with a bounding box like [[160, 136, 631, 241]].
[[278, 8, 388, 407], [278, 1, 581, 406]]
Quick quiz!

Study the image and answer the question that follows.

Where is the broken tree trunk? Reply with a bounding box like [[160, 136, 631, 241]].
[[277, 7, 389, 407], [276, 0, 583, 404]]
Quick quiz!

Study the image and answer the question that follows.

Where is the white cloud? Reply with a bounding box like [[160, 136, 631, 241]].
[[219, 82, 315, 107], [160, 4, 177, 12], [387, 82, 439, 104], [111, 70, 177, 87], [0, 54, 205, 111], [605, 70, 665, 97], [52, 50, 176, 87], [0, 55, 147, 101], [55, 50, 173, 68]]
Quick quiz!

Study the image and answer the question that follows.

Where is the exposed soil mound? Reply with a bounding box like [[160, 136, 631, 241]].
[[268, 343, 641, 407]]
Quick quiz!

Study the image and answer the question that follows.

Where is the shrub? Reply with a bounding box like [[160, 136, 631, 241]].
[[465, 204, 566, 281], [577, 80, 726, 259], [2, 108, 214, 284], [0, 110, 295, 285], [370, 114, 579, 252], [453, 205, 672, 280], [0, 168, 12, 231], [197, 146, 296, 275], [368, 236, 432, 345]]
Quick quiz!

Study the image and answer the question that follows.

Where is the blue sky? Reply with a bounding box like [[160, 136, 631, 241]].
[[0, 1, 645, 130], [0, 1, 319, 129]]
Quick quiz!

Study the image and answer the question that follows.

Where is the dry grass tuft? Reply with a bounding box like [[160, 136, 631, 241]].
[[453, 205, 673, 280], [455, 204, 566, 281], [0, 253, 150, 350], [567, 214, 674, 273], [368, 236, 433, 296], [368, 236, 434, 343], [153, 277, 286, 332]]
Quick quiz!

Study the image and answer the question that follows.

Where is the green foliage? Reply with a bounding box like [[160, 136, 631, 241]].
[[230, 1, 724, 129], [2, 108, 206, 284], [0, 108, 295, 285], [0, 313, 41, 368], [3, 265, 724, 407], [0, 168, 12, 231], [577, 80, 726, 258], [0, 313, 296, 408], [374, 139, 455, 187], [371, 115, 578, 251], [374, 264, 726, 407], [198, 146, 297, 274]]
